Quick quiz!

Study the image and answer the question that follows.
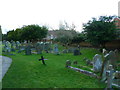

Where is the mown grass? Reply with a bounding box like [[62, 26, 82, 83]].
[[2, 48, 106, 88]]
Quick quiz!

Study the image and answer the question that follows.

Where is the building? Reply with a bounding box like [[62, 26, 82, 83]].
[[114, 18, 120, 39]]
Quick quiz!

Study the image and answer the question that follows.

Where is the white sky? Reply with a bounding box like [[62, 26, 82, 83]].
[[0, 0, 119, 34]]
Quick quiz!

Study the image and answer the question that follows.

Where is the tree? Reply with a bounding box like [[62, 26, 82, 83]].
[[71, 33, 85, 44], [21, 24, 48, 41], [83, 16, 118, 48]]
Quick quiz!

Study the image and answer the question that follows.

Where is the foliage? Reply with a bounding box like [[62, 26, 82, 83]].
[[83, 16, 118, 48], [54, 30, 77, 44], [2, 24, 48, 41], [20, 25, 48, 41], [71, 33, 86, 44]]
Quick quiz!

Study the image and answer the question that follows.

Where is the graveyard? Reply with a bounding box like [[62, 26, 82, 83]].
[[1, 16, 120, 89], [1, 41, 120, 88]]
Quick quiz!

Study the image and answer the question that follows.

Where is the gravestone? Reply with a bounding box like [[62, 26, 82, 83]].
[[101, 54, 110, 82], [54, 44, 59, 55], [93, 54, 102, 72], [25, 43, 31, 55], [103, 48, 107, 56], [114, 49, 119, 62], [106, 65, 114, 89], [66, 60, 71, 67], [73, 49, 81, 56], [73, 61, 78, 65], [68, 48, 73, 53], [109, 51, 116, 69], [11, 40, 16, 52], [16, 41, 21, 50], [5, 41, 11, 53], [35, 42, 43, 54]]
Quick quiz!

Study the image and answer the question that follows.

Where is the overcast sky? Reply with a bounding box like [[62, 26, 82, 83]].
[[0, 0, 119, 34]]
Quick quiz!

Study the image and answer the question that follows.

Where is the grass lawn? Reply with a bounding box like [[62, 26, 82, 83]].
[[2, 47, 106, 88]]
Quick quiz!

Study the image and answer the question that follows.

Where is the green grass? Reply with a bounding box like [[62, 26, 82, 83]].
[[2, 48, 106, 88]]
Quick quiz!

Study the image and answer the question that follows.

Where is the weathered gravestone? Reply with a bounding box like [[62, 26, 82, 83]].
[[73, 61, 78, 65], [54, 44, 59, 55], [73, 49, 81, 56], [5, 41, 11, 53], [66, 60, 71, 67], [16, 41, 21, 50], [25, 43, 31, 55], [106, 65, 115, 89], [11, 40, 16, 52], [103, 48, 108, 56], [109, 51, 117, 69], [68, 48, 73, 53], [93, 54, 102, 72], [101, 51, 117, 82], [101, 53, 110, 82], [35, 42, 43, 54]]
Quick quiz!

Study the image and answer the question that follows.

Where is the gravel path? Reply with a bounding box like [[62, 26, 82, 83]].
[[0, 56, 12, 81]]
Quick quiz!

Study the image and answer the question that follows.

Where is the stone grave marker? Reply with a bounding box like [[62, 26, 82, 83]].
[[103, 48, 108, 56], [35, 42, 43, 54], [25, 43, 31, 55], [73, 49, 81, 56], [11, 40, 16, 52], [109, 51, 117, 69], [101, 53, 110, 82], [66, 60, 71, 67], [93, 54, 102, 72], [73, 61, 78, 65], [54, 44, 59, 55]]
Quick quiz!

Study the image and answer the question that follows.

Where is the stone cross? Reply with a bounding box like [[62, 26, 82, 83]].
[[39, 56, 48, 65], [93, 54, 102, 72]]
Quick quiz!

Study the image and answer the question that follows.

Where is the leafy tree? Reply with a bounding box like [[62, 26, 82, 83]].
[[21, 24, 48, 41], [71, 33, 85, 44], [83, 16, 118, 48], [6, 30, 16, 41]]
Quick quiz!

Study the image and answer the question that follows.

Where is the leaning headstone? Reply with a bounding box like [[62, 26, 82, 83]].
[[25, 43, 31, 55], [101, 54, 110, 82], [66, 60, 71, 67], [93, 54, 102, 72]]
